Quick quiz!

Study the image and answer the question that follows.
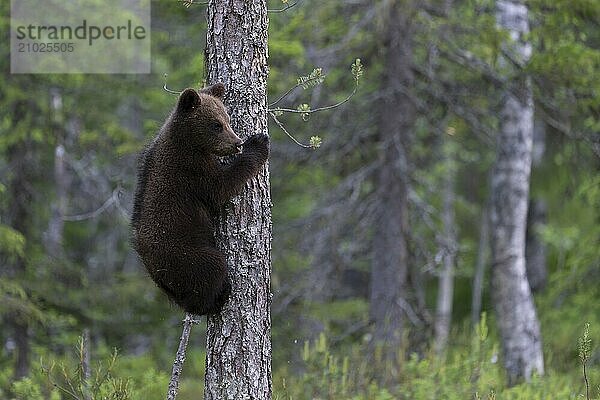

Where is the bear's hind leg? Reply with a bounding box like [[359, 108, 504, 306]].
[[205, 277, 231, 315], [169, 246, 230, 316]]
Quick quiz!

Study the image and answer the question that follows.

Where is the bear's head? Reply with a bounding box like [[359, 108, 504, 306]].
[[174, 83, 243, 156]]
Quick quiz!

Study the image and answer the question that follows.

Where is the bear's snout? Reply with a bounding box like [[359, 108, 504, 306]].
[[226, 128, 243, 151]]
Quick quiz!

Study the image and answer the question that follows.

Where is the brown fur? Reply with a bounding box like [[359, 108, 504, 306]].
[[131, 84, 269, 315]]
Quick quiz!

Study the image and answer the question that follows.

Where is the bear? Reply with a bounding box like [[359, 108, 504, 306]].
[[131, 83, 269, 316]]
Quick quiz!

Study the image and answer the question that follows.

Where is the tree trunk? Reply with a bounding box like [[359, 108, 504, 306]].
[[471, 203, 489, 326], [525, 119, 547, 292], [369, 0, 415, 362], [204, 1, 272, 399], [11, 319, 30, 380], [525, 198, 547, 292], [46, 88, 67, 259], [491, 0, 544, 385], [434, 146, 456, 355], [6, 102, 33, 381]]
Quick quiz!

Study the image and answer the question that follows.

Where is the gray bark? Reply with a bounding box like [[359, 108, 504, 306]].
[[525, 119, 547, 292], [434, 148, 456, 355], [525, 199, 547, 292], [46, 88, 67, 258], [204, 1, 272, 399], [369, 0, 414, 358], [12, 320, 30, 380], [5, 102, 33, 380], [491, 0, 544, 385], [471, 204, 489, 325], [166, 314, 197, 400]]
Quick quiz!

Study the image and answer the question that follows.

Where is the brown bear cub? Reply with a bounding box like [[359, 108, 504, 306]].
[[131, 83, 269, 316]]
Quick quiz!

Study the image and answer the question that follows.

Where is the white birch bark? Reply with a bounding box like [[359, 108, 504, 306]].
[[46, 88, 66, 258], [491, 0, 544, 385], [204, 1, 272, 399], [434, 148, 456, 355]]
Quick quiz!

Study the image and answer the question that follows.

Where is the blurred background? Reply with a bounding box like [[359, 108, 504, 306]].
[[1, 0, 599, 398]]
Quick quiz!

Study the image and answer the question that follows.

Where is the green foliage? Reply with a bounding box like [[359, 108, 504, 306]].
[[297, 68, 325, 90], [296, 103, 311, 121], [11, 377, 59, 400], [309, 136, 322, 149], [40, 344, 132, 400], [4, 337, 194, 400], [275, 316, 594, 399], [351, 58, 363, 83], [0, 225, 25, 259], [579, 323, 592, 366]]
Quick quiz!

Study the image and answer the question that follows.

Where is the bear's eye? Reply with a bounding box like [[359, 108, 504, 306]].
[[210, 122, 223, 132]]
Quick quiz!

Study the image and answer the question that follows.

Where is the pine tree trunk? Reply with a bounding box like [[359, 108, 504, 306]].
[[369, 0, 414, 361], [491, 0, 544, 385], [203, 1, 272, 399]]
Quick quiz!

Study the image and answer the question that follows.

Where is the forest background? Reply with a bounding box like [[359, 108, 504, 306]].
[[1, 0, 599, 399]]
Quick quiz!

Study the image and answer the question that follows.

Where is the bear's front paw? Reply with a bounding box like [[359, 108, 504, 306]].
[[243, 134, 270, 157]]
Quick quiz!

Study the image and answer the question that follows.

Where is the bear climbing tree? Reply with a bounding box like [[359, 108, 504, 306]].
[[131, 84, 269, 317]]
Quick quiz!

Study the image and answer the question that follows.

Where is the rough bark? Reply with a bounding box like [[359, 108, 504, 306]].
[[491, 0, 544, 385], [204, 1, 272, 399], [369, 0, 414, 359], [434, 149, 456, 355]]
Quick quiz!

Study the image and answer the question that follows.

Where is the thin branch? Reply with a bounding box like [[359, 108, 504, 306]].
[[396, 297, 425, 328], [268, 111, 312, 149], [269, 85, 357, 115], [51, 382, 80, 400], [269, 84, 302, 108], [177, 0, 208, 7], [62, 188, 120, 222], [81, 330, 91, 400], [166, 313, 201, 400], [268, 0, 300, 13], [61, 363, 79, 397], [269, 67, 326, 108], [583, 352, 590, 400], [163, 74, 182, 95]]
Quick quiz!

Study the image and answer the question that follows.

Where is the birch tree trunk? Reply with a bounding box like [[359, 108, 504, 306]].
[[434, 146, 456, 355], [369, 0, 414, 363], [204, 1, 272, 399], [491, 0, 544, 385], [46, 88, 67, 259]]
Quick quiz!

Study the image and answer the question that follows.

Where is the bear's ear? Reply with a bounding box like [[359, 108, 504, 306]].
[[200, 83, 225, 100], [177, 88, 201, 111]]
